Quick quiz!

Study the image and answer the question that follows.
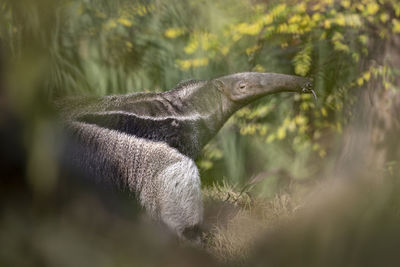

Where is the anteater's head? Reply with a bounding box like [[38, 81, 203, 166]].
[[212, 72, 315, 105]]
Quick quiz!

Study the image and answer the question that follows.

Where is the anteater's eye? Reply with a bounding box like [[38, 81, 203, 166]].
[[239, 83, 246, 89]]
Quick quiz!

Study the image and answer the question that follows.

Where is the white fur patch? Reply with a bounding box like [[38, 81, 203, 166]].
[[157, 156, 203, 236], [84, 110, 202, 121]]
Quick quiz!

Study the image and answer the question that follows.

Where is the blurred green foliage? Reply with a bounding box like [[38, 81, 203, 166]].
[[1, 0, 399, 188]]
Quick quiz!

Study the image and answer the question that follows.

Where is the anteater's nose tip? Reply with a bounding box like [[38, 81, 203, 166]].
[[301, 80, 312, 91], [301, 81, 317, 101]]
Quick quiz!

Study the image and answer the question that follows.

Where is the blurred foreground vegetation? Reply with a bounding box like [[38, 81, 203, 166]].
[[1, 0, 400, 265]]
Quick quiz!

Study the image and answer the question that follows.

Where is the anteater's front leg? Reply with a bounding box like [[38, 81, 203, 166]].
[[156, 155, 203, 243]]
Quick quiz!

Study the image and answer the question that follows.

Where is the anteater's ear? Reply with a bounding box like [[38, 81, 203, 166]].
[[213, 79, 226, 93]]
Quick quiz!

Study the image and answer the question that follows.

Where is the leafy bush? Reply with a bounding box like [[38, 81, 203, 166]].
[[1, 0, 399, 188]]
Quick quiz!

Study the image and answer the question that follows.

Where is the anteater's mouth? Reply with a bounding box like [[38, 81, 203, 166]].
[[301, 81, 317, 101]]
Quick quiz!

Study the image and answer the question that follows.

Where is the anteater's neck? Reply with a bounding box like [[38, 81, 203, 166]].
[[165, 81, 238, 143]]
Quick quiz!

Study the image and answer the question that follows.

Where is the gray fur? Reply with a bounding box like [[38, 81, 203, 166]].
[[67, 121, 202, 237]]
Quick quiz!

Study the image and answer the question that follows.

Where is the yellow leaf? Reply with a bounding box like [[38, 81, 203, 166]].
[[321, 107, 328, 117], [240, 127, 248, 135], [293, 42, 312, 76], [332, 33, 349, 52], [324, 0, 334, 5], [164, 27, 185, 38], [296, 3, 306, 13], [300, 102, 310, 110], [341, 0, 350, 8], [332, 31, 344, 41], [357, 77, 364, 86], [295, 115, 307, 125], [384, 81, 390, 89], [324, 20, 331, 29], [198, 160, 213, 170], [271, 4, 287, 18], [184, 38, 198, 54], [118, 18, 132, 27], [262, 14, 273, 25], [356, 3, 364, 12], [221, 46, 230, 55], [192, 57, 209, 67], [312, 3, 321, 11], [125, 41, 133, 48], [345, 14, 362, 27], [335, 14, 346, 26], [393, 3, 400, 17], [277, 23, 288, 33], [312, 13, 321, 22], [380, 13, 389, 23], [200, 33, 215, 51], [289, 14, 302, 24], [232, 33, 242, 41], [359, 35, 368, 45], [176, 59, 191, 70], [246, 45, 261, 56], [236, 23, 262, 35], [259, 125, 268, 136], [253, 64, 266, 72], [277, 127, 286, 140], [363, 72, 371, 81], [333, 41, 350, 52], [248, 125, 256, 135], [366, 2, 379, 15], [393, 19, 400, 33]]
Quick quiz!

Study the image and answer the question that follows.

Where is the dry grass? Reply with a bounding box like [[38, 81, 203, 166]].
[[201, 181, 315, 264]]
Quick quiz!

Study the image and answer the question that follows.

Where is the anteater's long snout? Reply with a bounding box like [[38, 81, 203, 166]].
[[253, 72, 314, 96], [216, 72, 316, 102]]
